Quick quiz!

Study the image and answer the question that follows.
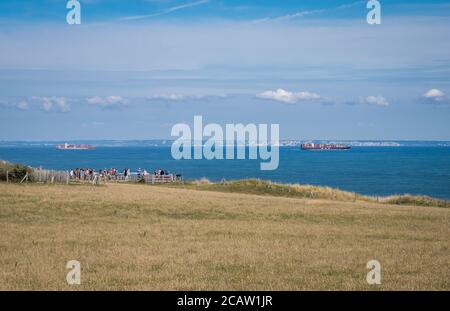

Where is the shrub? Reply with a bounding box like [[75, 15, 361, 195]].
[[0, 161, 33, 182]]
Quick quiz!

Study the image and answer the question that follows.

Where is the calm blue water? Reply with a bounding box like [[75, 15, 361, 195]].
[[1, 145, 449, 199]]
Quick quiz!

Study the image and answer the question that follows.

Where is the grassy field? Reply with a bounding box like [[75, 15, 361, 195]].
[[0, 182, 449, 290]]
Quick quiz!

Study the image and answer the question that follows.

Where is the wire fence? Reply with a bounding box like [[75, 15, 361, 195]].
[[32, 169, 70, 184]]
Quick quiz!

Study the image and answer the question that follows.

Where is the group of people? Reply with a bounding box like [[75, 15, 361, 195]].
[[135, 169, 170, 179], [69, 167, 172, 181], [153, 169, 169, 176], [70, 167, 125, 181], [69, 168, 96, 181]]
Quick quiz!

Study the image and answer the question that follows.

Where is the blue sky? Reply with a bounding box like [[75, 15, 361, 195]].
[[1, 0, 450, 21], [1, 0, 450, 140]]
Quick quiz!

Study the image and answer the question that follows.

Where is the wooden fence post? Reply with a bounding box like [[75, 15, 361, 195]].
[[20, 173, 28, 184], [6, 170, 9, 183]]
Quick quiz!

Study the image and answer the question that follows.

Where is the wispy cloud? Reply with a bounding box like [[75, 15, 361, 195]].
[[252, 1, 364, 23], [147, 94, 186, 101], [120, 0, 209, 21], [87, 96, 129, 108], [0, 99, 29, 110], [32, 96, 70, 112], [81, 121, 105, 128], [344, 95, 390, 107], [2, 96, 72, 112], [363, 95, 390, 107], [146, 93, 227, 101]]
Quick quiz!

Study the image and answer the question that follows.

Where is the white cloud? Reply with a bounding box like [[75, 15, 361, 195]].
[[363, 95, 390, 107], [87, 96, 129, 108], [30, 96, 70, 112], [423, 88, 449, 104], [256, 88, 321, 104], [424, 88, 445, 99]]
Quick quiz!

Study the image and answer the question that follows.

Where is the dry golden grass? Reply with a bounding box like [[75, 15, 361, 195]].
[[0, 182, 449, 290]]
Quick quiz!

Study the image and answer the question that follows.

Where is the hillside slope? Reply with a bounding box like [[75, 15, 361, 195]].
[[0, 183, 448, 290]]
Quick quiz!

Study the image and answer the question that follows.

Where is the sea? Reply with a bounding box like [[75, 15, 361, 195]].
[[1, 140, 449, 200]]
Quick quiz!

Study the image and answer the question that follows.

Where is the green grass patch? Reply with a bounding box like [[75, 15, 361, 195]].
[[163, 179, 449, 208]]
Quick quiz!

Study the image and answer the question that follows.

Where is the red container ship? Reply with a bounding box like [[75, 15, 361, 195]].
[[56, 143, 96, 150], [301, 143, 351, 150]]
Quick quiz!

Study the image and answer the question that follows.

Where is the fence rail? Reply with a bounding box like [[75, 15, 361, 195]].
[[72, 173, 182, 184]]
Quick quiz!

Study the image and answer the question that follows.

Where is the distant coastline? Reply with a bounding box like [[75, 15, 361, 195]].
[[0, 140, 449, 148]]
